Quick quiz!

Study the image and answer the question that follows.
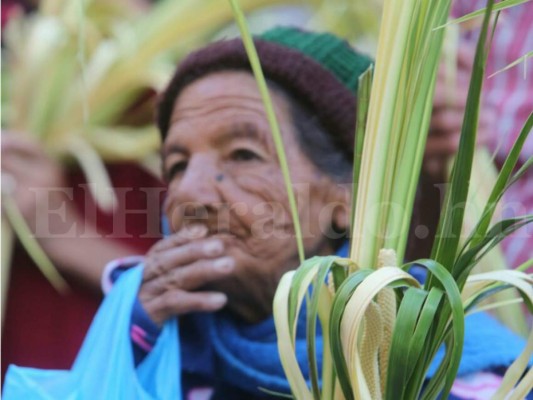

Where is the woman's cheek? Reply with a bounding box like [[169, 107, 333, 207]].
[[230, 175, 299, 265], [231, 166, 289, 205], [230, 172, 292, 227]]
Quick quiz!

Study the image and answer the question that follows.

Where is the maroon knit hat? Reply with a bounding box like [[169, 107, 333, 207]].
[[157, 28, 373, 155]]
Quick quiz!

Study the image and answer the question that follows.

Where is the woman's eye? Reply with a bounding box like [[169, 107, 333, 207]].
[[230, 149, 262, 162], [166, 161, 188, 179]]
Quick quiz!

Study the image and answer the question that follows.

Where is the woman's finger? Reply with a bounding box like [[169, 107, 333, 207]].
[[430, 108, 464, 136], [433, 79, 469, 108], [1, 134, 50, 160], [143, 237, 224, 281], [425, 132, 461, 158], [142, 255, 235, 295], [423, 155, 448, 180], [142, 289, 227, 326], [148, 224, 208, 254]]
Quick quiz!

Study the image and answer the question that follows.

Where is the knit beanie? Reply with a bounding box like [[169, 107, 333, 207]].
[[157, 26, 373, 153]]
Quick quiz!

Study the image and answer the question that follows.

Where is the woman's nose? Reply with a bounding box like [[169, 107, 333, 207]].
[[173, 154, 222, 206]]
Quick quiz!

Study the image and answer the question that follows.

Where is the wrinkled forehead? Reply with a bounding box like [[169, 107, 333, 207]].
[[163, 71, 294, 148], [170, 71, 269, 118]]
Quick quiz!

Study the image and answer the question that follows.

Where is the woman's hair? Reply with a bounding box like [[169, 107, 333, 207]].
[[158, 29, 374, 183], [266, 79, 352, 182], [157, 34, 372, 163]]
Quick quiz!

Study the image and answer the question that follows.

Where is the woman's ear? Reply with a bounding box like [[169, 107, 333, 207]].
[[329, 182, 351, 233]]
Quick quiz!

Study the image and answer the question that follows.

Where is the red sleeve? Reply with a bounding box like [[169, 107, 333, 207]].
[[1, 163, 165, 381]]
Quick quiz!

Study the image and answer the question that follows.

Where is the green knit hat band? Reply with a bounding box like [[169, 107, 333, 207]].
[[260, 26, 373, 93], [158, 26, 373, 156]]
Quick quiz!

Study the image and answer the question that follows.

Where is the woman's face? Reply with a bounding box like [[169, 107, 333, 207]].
[[162, 71, 348, 322]]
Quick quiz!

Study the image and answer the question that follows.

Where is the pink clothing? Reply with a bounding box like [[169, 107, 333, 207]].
[[454, 0, 533, 267], [450, 371, 503, 399]]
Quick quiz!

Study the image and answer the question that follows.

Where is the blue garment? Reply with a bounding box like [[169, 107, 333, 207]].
[[176, 242, 532, 398], [3, 266, 182, 400], [129, 229, 530, 398]]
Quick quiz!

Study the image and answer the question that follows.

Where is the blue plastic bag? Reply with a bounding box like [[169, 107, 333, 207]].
[[3, 265, 182, 400]]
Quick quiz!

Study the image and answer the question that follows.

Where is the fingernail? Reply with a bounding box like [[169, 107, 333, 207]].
[[209, 293, 227, 306], [213, 257, 234, 271], [185, 224, 207, 239], [203, 240, 223, 256]]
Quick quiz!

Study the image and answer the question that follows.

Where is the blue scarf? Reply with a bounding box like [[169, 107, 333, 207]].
[[179, 243, 530, 396]]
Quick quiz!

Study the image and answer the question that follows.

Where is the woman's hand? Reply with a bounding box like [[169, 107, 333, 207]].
[[1, 133, 67, 229], [1, 132, 141, 291], [425, 43, 493, 179], [138, 225, 235, 326]]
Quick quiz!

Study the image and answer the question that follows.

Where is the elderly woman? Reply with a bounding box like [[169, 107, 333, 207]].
[[141, 28, 365, 324], [102, 27, 530, 400], [127, 27, 365, 397], [5, 26, 523, 400]]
